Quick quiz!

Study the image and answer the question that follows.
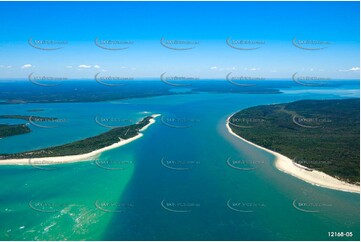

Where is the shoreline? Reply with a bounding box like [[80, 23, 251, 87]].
[[0, 114, 161, 166], [226, 114, 360, 194]]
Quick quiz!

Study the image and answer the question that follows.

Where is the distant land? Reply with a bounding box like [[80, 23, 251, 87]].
[[0, 115, 57, 138], [1, 80, 304, 104], [228, 98, 360, 184], [0, 80, 357, 104], [27, 109, 44, 112], [0, 116, 154, 159]]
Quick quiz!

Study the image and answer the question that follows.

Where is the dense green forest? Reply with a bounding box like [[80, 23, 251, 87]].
[[0, 124, 30, 138], [229, 99, 360, 184]]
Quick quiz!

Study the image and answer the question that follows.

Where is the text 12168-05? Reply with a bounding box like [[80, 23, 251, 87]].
[[328, 232, 353, 237]]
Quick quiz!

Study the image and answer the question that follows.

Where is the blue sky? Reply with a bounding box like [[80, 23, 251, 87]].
[[0, 1, 359, 80]]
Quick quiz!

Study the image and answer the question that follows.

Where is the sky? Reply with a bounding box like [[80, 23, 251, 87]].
[[0, 1, 359, 80]]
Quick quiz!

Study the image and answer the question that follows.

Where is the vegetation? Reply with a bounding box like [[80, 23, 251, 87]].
[[0, 115, 57, 138], [0, 81, 282, 104], [229, 99, 360, 184], [0, 115, 57, 121], [0, 116, 153, 159], [0, 124, 30, 138]]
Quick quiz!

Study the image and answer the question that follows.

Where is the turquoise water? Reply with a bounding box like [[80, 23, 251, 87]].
[[0, 85, 359, 240]]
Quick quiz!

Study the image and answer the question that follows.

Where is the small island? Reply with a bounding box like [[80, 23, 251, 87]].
[[0, 114, 160, 165], [0, 115, 57, 121], [0, 124, 30, 138], [227, 99, 359, 193], [0, 115, 58, 138]]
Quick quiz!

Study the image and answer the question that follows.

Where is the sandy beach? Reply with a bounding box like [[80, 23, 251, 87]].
[[0, 114, 161, 166], [139, 114, 161, 131], [226, 114, 360, 194]]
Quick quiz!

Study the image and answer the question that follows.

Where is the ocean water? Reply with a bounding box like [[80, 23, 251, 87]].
[[0, 83, 359, 240]]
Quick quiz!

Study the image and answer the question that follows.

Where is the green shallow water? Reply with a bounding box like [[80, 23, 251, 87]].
[[0, 156, 135, 240], [0, 89, 359, 240]]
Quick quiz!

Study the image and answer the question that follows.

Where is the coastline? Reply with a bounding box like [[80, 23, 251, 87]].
[[226, 114, 360, 194], [0, 114, 161, 166]]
